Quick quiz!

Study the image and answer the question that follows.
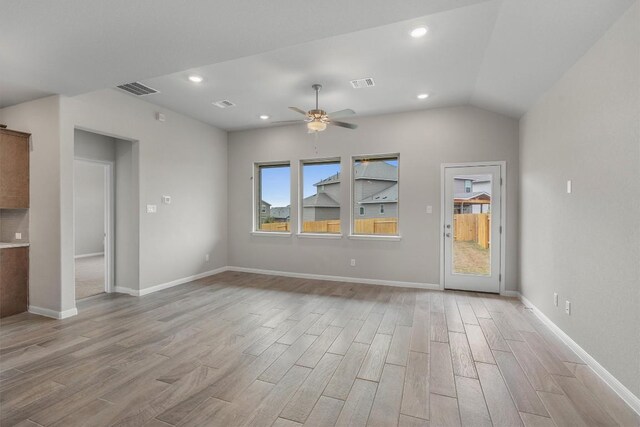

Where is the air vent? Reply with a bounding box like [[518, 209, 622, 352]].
[[213, 99, 236, 109], [116, 82, 159, 96], [350, 78, 375, 89]]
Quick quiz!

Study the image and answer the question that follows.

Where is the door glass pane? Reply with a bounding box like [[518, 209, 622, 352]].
[[452, 174, 491, 276]]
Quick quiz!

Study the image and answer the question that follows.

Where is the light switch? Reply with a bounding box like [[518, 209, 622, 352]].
[[426, 205, 433, 214], [162, 195, 171, 205], [15, 232, 22, 240], [566, 180, 572, 194], [146, 204, 157, 213]]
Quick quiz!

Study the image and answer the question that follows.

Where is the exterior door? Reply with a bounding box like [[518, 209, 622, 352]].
[[443, 165, 501, 293]]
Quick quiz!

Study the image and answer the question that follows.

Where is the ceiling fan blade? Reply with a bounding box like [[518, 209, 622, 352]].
[[328, 109, 356, 118], [271, 120, 306, 125], [329, 120, 358, 130], [288, 107, 308, 116]]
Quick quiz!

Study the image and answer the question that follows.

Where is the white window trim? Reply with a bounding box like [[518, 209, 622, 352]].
[[348, 234, 401, 241], [296, 233, 343, 239], [350, 153, 400, 238], [251, 231, 292, 237]]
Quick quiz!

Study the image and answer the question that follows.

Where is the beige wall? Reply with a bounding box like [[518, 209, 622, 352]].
[[520, 2, 639, 397], [228, 106, 519, 289]]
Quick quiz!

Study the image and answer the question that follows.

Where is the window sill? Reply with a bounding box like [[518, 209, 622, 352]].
[[251, 231, 292, 237], [296, 233, 343, 239], [348, 234, 402, 241]]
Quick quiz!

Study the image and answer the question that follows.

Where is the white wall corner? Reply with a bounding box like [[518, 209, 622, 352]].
[[519, 294, 640, 415]]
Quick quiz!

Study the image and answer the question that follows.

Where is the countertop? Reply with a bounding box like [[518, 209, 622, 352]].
[[0, 242, 30, 249]]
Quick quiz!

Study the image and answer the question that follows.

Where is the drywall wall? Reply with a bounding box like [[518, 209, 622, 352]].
[[114, 139, 140, 291], [59, 89, 228, 311], [74, 128, 116, 161], [520, 1, 639, 398], [228, 106, 519, 290], [0, 96, 62, 313], [73, 161, 105, 256]]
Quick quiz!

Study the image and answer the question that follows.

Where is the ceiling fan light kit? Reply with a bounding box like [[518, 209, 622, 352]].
[[276, 84, 358, 133]]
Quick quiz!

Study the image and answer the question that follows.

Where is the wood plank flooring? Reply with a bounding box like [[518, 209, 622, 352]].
[[0, 271, 638, 426]]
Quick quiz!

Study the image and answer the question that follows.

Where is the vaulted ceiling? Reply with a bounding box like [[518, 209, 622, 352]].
[[1, 0, 634, 130]]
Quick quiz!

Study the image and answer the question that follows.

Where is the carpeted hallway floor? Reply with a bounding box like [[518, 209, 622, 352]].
[[75, 254, 105, 299]]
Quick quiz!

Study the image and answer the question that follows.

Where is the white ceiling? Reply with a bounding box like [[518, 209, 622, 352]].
[[1, 0, 635, 130]]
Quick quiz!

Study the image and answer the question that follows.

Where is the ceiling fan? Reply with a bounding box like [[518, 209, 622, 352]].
[[273, 84, 358, 132]]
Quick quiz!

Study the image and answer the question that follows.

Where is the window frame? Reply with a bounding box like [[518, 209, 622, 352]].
[[350, 153, 400, 240], [253, 161, 292, 234], [298, 157, 342, 236]]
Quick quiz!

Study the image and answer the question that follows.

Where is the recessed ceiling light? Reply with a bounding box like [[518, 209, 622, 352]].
[[410, 27, 428, 38], [259, 115, 270, 120], [417, 93, 430, 100], [188, 75, 203, 83]]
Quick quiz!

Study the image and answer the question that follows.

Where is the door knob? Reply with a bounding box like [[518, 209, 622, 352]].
[[445, 233, 451, 237]]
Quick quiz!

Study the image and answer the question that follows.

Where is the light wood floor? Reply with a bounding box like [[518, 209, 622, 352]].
[[75, 255, 105, 300], [0, 272, 637, 426]]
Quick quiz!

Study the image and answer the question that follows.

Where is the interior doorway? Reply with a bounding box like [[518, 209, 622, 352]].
[[441, 163, 505, 293], [74, 159, 113, 299]]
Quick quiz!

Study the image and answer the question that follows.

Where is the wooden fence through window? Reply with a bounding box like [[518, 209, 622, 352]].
[[453, 213, 490, 249]]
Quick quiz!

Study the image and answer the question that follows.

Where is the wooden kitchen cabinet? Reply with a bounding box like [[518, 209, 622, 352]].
[[0, 128, 30, 208], [0, 247, 29, 318]]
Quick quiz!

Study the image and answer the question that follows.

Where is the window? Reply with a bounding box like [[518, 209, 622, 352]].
[[465, 180, 472, 193], [256, 163, 290, 232], [352, 155, 399, 236], [301, 159, 341, 234]]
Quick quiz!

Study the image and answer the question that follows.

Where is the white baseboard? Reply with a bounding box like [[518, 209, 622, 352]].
[[502, 290, 521, 298], [226, 266, 441, 290], [519, 293, 640, 415], [114, 286, 139, 296], [74, 252, 104, 259], [114, 266, 230, 297], [28, 305, 78, 319]]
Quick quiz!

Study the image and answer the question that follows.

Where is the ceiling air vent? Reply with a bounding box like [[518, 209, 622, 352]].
[[116, 82, 159, 96], [213, 99, 236, 109], [350, 78, 375, 89]]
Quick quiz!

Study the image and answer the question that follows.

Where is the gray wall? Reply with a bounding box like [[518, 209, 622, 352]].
[[228, 106, 519, 289], [73, 161, 105, 256], [59, 89, 228, 311], [0, 96, 62, 312], [0, 209, 29, 243], [520, 1, 639, 397]]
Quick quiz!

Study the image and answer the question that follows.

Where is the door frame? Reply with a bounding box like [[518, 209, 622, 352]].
[[73, 157, 115, 295], [440, 161, 507, 295]]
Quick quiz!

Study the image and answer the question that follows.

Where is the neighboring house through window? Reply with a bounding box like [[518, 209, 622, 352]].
[[300, 159, 341, 234], [255, 163, 290, 232], [352, 155, 399, 236]]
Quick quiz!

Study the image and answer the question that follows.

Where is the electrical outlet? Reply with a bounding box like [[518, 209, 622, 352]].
[[15, 232, 22, 240], [565, 300, 571, 315], [426, 205, 433, 214], [205, 253, 210, 262], [350, 259, 356, 267], [553, 293, 558, 306]]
